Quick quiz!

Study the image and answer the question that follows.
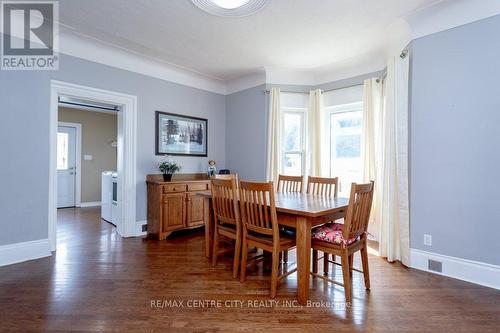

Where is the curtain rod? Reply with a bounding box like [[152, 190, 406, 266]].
[[263, 82, 363, 94]]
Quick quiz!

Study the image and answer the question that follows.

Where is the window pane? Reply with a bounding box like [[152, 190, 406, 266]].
[[283, 113, 302, 152], [330, 110, 362, 197], [335, 134, 361, 158], [283, 153, 302, 176], [57, 132, 69, 170]]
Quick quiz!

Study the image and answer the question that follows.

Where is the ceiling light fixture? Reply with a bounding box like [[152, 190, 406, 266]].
[[191, 0, 270, 17], [211, 0, 250, 9]]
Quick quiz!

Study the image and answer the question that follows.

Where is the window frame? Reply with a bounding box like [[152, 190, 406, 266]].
[[325, 101, 363, 195], [280, 107, 307, 176]]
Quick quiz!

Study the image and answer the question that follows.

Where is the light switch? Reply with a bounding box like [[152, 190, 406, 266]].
[[84, 154, 93, 161]]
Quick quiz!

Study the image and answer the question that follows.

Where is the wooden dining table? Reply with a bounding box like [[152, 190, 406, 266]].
[[198, 191, 349, 305]]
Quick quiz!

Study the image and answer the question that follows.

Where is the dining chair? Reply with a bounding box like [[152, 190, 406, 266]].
[[277, 174, 303, 263], [310, 181, 374, 303], [277, 174, 303, 193], [214, 173, 239, 185], [306, 176, 339, 275], [211, 177, 242, 278], [239, 180, 297, 298]]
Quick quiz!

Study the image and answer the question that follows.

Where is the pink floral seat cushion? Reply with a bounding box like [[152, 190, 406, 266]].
[[311, 222, 358, 245]]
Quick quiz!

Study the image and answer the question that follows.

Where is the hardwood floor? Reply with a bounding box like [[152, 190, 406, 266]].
[[0, 207, 499, 332]]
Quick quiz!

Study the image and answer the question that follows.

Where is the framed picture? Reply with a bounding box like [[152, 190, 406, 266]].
[[155, 111, 208, 156]]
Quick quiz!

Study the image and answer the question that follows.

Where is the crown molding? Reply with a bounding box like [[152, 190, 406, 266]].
[[313, 53, 386, 87], [59, 31, 227, 95], [407, 0, 500, 40], [225, 70, 266, 95]]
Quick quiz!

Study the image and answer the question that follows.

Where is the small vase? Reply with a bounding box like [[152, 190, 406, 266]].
[[163, 173, 173, 182]]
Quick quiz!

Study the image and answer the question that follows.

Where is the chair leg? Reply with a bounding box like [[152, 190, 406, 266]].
[[312, 249, 318, 274], [360, 244, 371, 290], [211, 231, 219, 267], [270, 249, 279, 298], [323, 252, 329, 275], [240, 240, 248, 283], [283, 251, 288, 263], [341, 251, 352, 303], [233, 233, 241, 279], [349, 254, 354, 276]]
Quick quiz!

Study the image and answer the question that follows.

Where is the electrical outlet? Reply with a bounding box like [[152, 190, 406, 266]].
[[424, 234, 432, 246]]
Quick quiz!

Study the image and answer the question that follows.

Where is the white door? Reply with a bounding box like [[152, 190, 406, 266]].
[[57, 126, 77, 208]]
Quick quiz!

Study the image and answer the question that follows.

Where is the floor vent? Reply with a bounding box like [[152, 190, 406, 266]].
[[428, 259, 442, 273], [142, 224, 147, 232]]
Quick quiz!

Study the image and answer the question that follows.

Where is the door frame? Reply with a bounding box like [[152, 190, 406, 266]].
[[57, 121, 82, 208], [49, 80, 138, 252]]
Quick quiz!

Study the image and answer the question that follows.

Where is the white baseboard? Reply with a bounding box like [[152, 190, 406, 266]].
[[410, 248, 500, 290], [0, 239, 52, 267], [136, 220, 147, 236], [80, 201, 101, 207]]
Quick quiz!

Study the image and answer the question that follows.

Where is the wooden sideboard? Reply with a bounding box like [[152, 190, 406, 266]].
[[146, 173, 210, 240]]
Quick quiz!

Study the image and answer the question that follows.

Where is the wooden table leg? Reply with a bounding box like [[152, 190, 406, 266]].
[[296, 216, 311, 305], [204, 197, 214, 258]]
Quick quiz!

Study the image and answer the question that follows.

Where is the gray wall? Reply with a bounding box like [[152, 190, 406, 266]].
[[0, 52, 226, 246], [0, 70, 51, 245], [410, 14, 500, 265], [225, 84, 268, 180]]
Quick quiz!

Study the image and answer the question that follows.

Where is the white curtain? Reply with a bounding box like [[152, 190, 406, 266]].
[[362, 55, 410, 266], [378, 55, 410, 265], [307, 89, 322, 177], [361, 78, 383, 241], [266, 87, 281, 185]]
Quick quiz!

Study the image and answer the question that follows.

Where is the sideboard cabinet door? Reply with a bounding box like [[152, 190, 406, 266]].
[[186, 193, 205, 227], [161, 193, 185, 232]]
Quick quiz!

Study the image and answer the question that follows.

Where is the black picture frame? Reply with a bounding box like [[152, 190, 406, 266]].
[[155, 111, 208, 156]]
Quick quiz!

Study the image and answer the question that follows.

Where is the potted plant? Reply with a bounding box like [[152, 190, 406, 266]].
[[159, 159, 181, 182]]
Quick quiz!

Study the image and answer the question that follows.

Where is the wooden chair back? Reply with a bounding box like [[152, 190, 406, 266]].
[[342, 181, 375, 241], [214, 173, 239, 187], [306, 176, 339, 198], [238, 181, 279, 238], [277, 175, 303, 193], [211, 178, 240, 228]]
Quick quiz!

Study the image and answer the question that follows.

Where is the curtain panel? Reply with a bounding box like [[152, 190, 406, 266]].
[[362, 78, 383, 241], [307, 89, 323, 177], [362, 56, 410, 266], [266, 87, 281, 185]]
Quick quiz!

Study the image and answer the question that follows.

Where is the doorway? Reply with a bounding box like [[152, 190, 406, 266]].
[[49, 80, 138, 252]]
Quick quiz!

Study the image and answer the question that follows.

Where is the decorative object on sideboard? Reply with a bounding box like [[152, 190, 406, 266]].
[[159, 158, 181, 182], [207, 160, 217, 178], [156, 111, 208, 156]]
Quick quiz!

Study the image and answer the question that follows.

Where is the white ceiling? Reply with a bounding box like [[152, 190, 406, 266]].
[[56, 0, 500, 93], [58, 0, 442, 81]]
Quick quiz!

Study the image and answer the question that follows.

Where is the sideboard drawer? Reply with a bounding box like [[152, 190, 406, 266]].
[[163, 184, 187, 193], [188, 183, 209, 192]]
